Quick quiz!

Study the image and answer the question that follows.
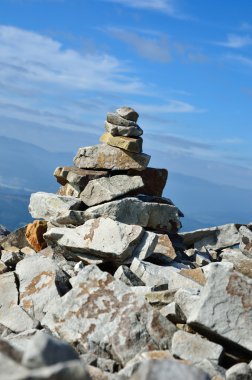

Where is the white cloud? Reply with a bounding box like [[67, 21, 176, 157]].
[[215, 34, 252, 48], [101, 0, 187, 18], [0, 25, 143, 94], [107, 27, 171, 63], [224, 54, 252, 67], [133, 100, 203, 113]]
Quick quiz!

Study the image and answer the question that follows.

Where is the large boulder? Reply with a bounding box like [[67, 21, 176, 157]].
[[180, 223, 240, 250], [82, 197, 181, 233], [44, 217, 145, 263], [42, 265, 177, 366], [29, 192, 83, 222], [73, 144, 150, 171], [80, 175, 144, 207], [15, 255, 70, 321], [188, 262, 252, 354]]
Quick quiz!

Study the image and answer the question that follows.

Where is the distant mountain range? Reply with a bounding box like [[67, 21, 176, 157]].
[[1, 136, 251, 231]]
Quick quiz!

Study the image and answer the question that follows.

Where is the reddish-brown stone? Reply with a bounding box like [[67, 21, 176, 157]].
[[25, 220, 47, 253], [127, 167, 168, 197]]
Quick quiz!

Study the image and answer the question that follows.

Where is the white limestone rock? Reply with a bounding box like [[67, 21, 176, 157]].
[[130, 258, 202, 289], [29, 192, 83, 224], [80, 175, 144, 207], [104, 120, 143, 137], [42, 265, 177, 366], [180, 223, 240, 250], [15, 255, 69, 321], [73, 144, 150, 171], [188, 262, 252, 353], [171, 330, 223, 364], [83, 197, 181, 233], [44, 217, 145, 263], [239, 225, 252, 258]]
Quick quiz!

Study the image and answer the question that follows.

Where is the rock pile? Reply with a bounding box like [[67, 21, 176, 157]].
[[0, 107, 252, 380]]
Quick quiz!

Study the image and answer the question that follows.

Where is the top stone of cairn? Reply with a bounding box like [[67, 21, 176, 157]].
[[116, 106, 139, 122]]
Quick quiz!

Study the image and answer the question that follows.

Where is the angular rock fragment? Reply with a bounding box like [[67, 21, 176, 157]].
[[74, 144, 150, 171], [172, 330, 223, 364], [83, 197, 181, 233], [0, 305, 35, 333], [54, 166, 109, 196], [0, 226, 31, 250], [107, 112, 138, 127], [130, 231, 158, 262], [188, 262, 252, 353], [180, 224, 240, 250], [0, 272, 18, 310], [0, 224, 10, 239], [42, 265, 177, 366], [0, 260, 8, 274], [179, 268, 206, 286], [127, 167, 168, 196], [220, 248, 252, 279], [130, 258, 202, 289], [22, 331, 79, 369], [114, 265, 145, 286], [80, 175, 144, 207], [105, 120, 143, 137], [130, 360, 211, 380], [226, 362, 252, 380], [116, 106, 139, 121], [25, 220, 47, 252], [174, 288, 201, 321], [239, 226, 252, 257], [16, 255, 70, 320], [152, 234, 176, 261], [44, 217, 145, 263], [29, 192, 83, 223], [1, 250, 22, 268], [100, 132, 143, 153]]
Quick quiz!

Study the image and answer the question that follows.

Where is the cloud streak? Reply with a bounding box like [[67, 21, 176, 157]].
[[107, 27, 171, 63], [101, 0, 187, 18], [215, 34, 252, 48]]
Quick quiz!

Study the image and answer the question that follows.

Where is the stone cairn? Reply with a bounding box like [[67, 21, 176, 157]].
[[0, 107, 251, 380]]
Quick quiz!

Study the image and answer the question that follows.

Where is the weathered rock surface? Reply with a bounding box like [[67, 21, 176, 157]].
[[80, 175, 144, 207], [22, 331, 79, 369], [0, 272, 18, 309], [116, 106, 139, 122], [180, 224, 240, 250], [73, 144, 150, 171], [188, 262, 252, 354], [82, 197, 181, 233], [127, 167, 168, 197], [174, 288, 201, 321], [29, 192, 83, 223], [172, 330, 223, 364], [107, 112, 138, 127], [0, 224, 10, 239], [226, 362, 252, 380], [104, 121, 143, 137], [0, 305, 35, 333], [130, 360, 211, 380], [220, 248, 252, 279], [42, 265, 177, 366], [25, 220, 47, 252], [100, 132, 143, 153], [44, 217, 145, 263], [239, 226, 252, 257], [16, 255, 69, 320], [130, 258, 202, 289], [54, 166, 109, 194], [114, 265, 145, 286], [0, 226, 31, 250]]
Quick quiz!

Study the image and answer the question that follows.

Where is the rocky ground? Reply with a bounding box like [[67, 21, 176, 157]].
[[0, 107, 251, 380]]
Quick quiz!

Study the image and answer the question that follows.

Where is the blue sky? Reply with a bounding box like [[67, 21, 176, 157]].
[[0, 0, 252, 191]]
